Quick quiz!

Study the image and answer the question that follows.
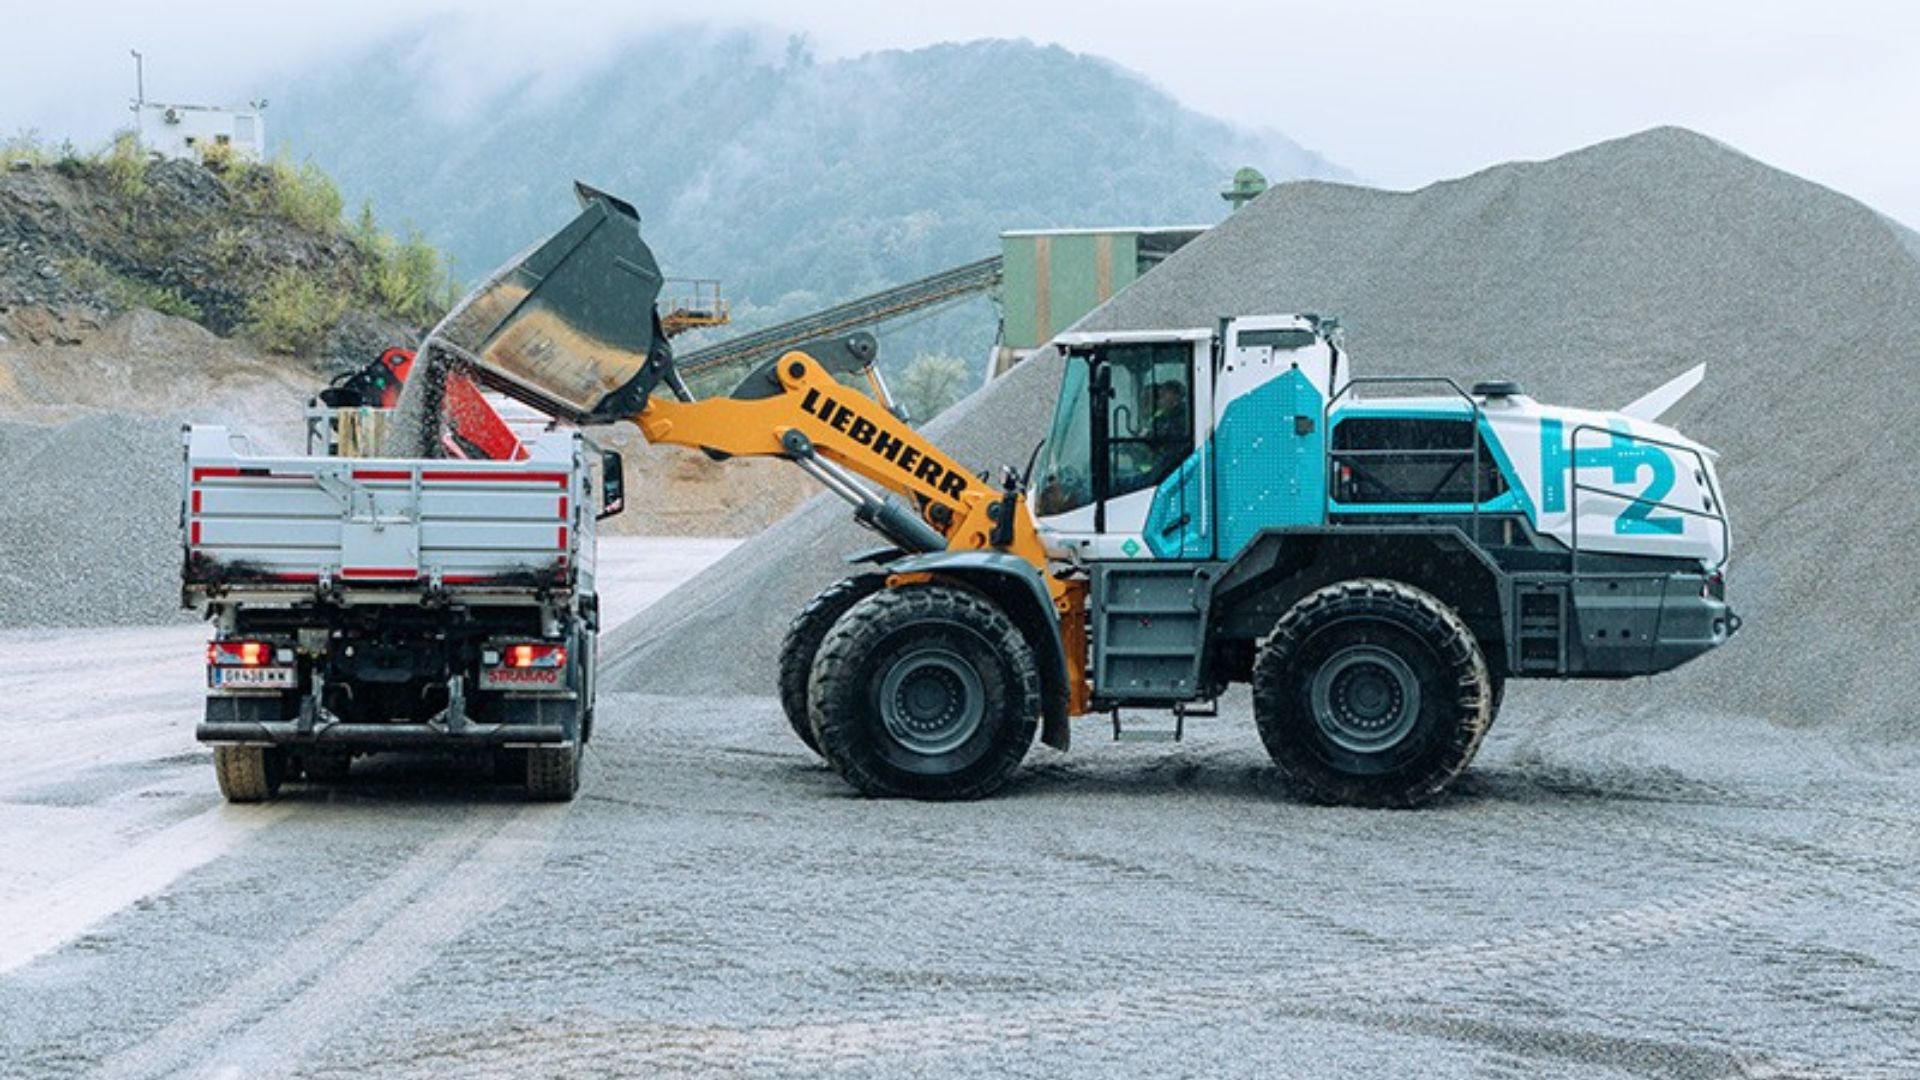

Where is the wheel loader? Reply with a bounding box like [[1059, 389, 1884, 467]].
[[423, 183, 1738, 807]]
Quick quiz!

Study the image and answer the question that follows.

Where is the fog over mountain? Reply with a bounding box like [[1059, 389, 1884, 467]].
[[269, 29, 1349, 370]]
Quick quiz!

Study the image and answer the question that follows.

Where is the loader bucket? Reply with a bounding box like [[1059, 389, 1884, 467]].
[[427, 183, 676, 425]]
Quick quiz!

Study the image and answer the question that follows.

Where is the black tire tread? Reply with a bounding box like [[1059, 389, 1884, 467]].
[[214, 745, 282, 802], [525, 744, 581, 801], [810, 585, 1040, 801], [1252, 578, 1492, 808], [777, 574, 888, 755]]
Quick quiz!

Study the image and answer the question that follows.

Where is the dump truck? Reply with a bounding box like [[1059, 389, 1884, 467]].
[[412, 183, 1740, 807], [181, 353, 627, 802]]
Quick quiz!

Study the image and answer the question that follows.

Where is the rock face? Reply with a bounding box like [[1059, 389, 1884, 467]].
[[0, 156, 417, 361], [607, 127, 1920, 734]]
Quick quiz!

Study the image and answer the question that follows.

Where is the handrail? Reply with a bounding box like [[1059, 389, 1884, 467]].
[[1323, 376, 1487, 539], [1567, 422, 1729, 575]]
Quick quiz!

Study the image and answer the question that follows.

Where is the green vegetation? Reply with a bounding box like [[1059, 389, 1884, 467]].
[[2, 129, 151, 202], [100, 131, 149, 199], [57, 256, 201, 320], [244, 268, 349, 354], [351, 202, 456, 324], [2, 129, 59, 166], [209, 152, 461, 349], [236, 151, 344, 234], [196, 140, 240, 175], [897, 353, 976, 422], [2, 128, 460, 354]]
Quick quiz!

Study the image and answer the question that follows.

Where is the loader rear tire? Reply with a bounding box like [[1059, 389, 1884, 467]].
[[525, 743, 580, 802], [778, 574, 887, 756], [810, 585, 1039, 801], [214, 745, 285, 803], [1252, 579, 1492, 808]]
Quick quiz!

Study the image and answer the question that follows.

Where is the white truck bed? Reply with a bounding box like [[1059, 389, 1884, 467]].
[[181, 424, 595, 603]]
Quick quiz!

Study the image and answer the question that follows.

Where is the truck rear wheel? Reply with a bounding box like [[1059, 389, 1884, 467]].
[[809, 585, 1040, 801], [778, 574, 887, 756], [1252, 579, 1492, 808], [525, 744, 580, 801], [214, 745, 285, 803]]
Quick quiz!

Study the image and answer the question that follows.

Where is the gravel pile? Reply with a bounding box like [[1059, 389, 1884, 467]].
[[0, 309, 314, 629], [607, 126, 1920, 733], [0, 413, 189, 628]]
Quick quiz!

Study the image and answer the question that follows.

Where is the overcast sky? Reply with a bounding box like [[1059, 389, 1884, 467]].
[[7, 1, 1919, 227]]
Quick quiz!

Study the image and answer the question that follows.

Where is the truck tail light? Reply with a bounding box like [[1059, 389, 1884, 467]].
[[208, 640, 273, 667], [502, 643, 567, 669], [479, 641, 570, 690]]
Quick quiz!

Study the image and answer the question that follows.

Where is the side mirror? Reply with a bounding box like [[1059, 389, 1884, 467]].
[[598, 449, 626, 519]]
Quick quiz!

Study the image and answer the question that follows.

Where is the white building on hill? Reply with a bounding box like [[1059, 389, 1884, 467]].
[[134, 101, 266, 163]]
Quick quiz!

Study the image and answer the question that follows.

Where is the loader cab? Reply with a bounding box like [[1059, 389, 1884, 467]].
[[1033, 329, 1213, 561], [1033, 316, 1341, 562]]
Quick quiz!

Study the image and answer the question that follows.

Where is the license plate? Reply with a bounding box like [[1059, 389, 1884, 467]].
[[210, 667, 296, 690]]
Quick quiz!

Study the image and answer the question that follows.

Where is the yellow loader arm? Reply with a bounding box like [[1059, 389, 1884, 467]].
[[634, 346, 1090, 718], [638, 353, 1032, 555]]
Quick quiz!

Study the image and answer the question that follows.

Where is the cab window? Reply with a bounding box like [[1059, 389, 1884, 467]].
[[1034, 356, 1093, 515], [1100, 343, 1192, 502]]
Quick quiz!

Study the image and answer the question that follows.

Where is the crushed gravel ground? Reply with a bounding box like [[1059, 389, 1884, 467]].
[[2, 675, 1916, 1077], [0, 414, 190, 628], [608, 127, 1920, 736], [7, 128, 1920, 1075]]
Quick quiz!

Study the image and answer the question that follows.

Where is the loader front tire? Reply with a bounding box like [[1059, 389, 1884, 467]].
[[810, 585, 1039, 801], [1253, 579, 1492, 808], [214, 745, 285, 803], [778, 574, 887, 756]]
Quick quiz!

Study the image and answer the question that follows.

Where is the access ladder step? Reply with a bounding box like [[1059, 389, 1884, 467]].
[[1111, 709, 1186, 743]]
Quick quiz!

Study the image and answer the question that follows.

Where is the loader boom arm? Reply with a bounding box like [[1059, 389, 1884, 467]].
[[636, 350, 1043, 560], [632, 345, 1093, 719]]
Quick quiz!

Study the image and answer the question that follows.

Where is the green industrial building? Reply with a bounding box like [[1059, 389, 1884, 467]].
[[993, 226, 1206, 373]]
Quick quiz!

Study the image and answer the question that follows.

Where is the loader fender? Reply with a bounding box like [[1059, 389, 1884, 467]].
[[884, 551, 1072, 752]]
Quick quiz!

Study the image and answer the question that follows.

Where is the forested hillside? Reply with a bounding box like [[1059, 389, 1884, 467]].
[[271, 31, 1346, 377]]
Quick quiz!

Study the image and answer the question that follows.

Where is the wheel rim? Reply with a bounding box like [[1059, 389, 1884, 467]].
[[1310, 644, 1421, 754], [878, 645, 985, 756]]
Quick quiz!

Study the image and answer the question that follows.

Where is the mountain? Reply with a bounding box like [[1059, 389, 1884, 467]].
[[268, 30, 1348, 372]]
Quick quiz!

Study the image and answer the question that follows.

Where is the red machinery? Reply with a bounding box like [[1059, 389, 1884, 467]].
[[320, 347, 528, 461]]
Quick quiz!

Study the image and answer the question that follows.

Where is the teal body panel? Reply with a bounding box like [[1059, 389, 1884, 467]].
[[1145, 368, 1329, 560], [1143, 444, 1212, 558], [1144, 391, 1539, 562], [1214, 368, 1327, 554]]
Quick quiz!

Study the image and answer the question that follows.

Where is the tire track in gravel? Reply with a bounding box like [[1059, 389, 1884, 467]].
[[581, 792, 1919, 1074], [0, 801, 291, 976], [93, 806, 568, 1080]]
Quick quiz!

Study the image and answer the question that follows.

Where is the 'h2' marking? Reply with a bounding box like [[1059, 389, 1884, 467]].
[[1540, 418, 1683, 536]]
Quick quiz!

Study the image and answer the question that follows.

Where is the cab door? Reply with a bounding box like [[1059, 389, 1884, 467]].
[[1032, 338, 1210, 561]]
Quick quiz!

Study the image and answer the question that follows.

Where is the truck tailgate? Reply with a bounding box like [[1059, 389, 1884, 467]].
[[183, 425, 583, 594]]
